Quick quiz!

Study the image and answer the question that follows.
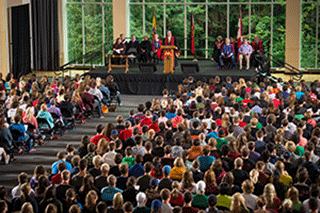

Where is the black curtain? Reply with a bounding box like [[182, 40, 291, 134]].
[[31, 0, 59, 71], [11, 4, 31, 79]]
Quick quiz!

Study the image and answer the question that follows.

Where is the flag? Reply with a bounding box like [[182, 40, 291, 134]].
[[237, 7, 243, 47], [191, 11, 195, 55], [152, 8, 157, 39]]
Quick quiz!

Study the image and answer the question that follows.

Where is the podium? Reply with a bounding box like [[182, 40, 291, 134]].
[[161, 45, 177, 74]]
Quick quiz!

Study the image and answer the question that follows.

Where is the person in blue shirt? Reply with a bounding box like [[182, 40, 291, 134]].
[[295, 86, 305, 100], [101, 174, 123, 202], [129, 154, 145, 178], [282, 85, 290, 100], [51, 151, 73, 175], [219, 38, 235, 69], [125, 109, 136, 127], [197, 145, 215, 172], [10, 114, 36, 153], [206, 122, 218, 142], [166, 105, 177, 120]]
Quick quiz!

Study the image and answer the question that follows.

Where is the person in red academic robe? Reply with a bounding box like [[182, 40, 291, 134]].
[[151, 34, 163, 60], [251, 35, 263, 69], [163, 30, 180, 67]]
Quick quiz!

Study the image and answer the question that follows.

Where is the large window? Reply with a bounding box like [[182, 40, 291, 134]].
[[129, 0, 286, 66], [301, 1, 319, 69], [66, 0, 113, 65]]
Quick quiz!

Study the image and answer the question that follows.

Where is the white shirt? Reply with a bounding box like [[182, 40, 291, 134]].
[[103, 151, 117, 166]]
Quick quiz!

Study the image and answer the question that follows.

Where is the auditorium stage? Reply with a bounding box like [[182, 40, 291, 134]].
[[87, 60, 257, 95]]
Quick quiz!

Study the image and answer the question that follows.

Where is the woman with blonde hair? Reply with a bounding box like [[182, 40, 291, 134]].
[[210, 159, 226, 184], [21, 202, 34, 213], [181, 170, 196, 193], [221, 113, 230, 131], [204, 170, 218, 196], [286, 187, 303, 212], [37, 103, 54, 129], [230, 193, 250, 213], [83, 190, 98, 213], [236, 134, 248, 152], [227, 139, 241, 161], [97, 138, 109, 156], [169, 157, 186, 181], [108, 192, 124, 213], [151, 98, 160, 111], [249, 169, 264, 196], [262, 183, 280, 211], [169, 181, 183, 206], [237, 78, 247, 90], [78, 82, 86, 95], [23, 106, 44, 145], [241, 180, 257, 211]]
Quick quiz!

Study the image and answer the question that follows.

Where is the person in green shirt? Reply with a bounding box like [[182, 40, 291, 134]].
[[192, 181, 208, 209], [216, 182, 232, 209], [287, 187, 304, 213], [216, 129, 228, 150], [122, 147, 135, 168]]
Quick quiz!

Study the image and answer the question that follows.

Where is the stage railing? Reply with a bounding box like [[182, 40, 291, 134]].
[[255, 50, 303, 81], [55, 51, 102, 77]]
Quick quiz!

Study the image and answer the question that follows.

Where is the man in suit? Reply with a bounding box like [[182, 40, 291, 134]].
[[126, 34, 139, 55], [219, 38, 235, 69], [139, 35, 152, 63]]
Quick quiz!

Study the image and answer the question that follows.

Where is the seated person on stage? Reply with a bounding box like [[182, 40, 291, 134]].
[[238, 37, 253, 70], [219, 38, 235, 69], [120, 34, 127, 45], [211, 35, 224, 69], [139, 35, 152, 63], [151, 34, 163, 60], [251, 35, 263, 69], [126, 34, 140, 56], [112, 38, 126, 64]]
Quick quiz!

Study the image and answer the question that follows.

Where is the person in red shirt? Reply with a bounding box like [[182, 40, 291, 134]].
[[170, 181, 184, 206], [90, 124, 109, 146], [119, 121, 133, 141], [51, 161, 66, 185], [172, 109, 184, 129], [149, 117, 160, 133], [140, 111, 153, 127]]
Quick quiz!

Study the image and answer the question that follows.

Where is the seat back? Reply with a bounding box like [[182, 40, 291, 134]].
[[60, 107, 73, 118], [26, 123, 36, 132], [37, 117, 51, 130], [10, 128, 24, 141]]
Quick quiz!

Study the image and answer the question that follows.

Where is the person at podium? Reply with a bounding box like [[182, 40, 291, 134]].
[[163, 30, 180, 67]]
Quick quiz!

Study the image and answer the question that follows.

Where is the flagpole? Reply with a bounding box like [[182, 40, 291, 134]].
[[191, 7, 197, 62]]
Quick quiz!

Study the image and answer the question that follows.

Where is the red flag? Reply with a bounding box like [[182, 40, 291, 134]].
[[237, 7, 243, 48], [191, 11, 195, 55]]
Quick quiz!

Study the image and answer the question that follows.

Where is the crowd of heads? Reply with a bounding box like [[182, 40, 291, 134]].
[[2, 73, 320, 213]]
